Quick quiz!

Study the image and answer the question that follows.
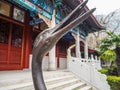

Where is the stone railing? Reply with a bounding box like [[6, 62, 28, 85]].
[[67, 45, 110, 90], [80, 57, 102, 70]]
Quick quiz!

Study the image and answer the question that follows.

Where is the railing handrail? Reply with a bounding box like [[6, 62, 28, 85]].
[[67, 44, 101, 70], [67, 45, 110, 90]]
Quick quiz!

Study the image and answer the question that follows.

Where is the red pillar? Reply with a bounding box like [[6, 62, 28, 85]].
[[23, 12, 32, 68]]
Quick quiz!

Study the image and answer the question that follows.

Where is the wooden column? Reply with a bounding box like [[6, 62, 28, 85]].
[[24, 12, 32, 68]]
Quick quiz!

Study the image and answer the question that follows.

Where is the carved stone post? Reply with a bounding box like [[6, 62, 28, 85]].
[[84, 37, 88, 59], [76, 28, 81, 58], [48, 9, 56, 70]]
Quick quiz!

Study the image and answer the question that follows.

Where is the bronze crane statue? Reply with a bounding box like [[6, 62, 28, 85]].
[[32, 0, 95, 90]]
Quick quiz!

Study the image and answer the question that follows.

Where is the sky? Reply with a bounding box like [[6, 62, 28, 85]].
[[87, 0, 120, 15]]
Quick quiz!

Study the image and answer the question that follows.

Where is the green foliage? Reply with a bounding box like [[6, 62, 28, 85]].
[[107, 76, 120, 90], [108, 67, 118, 76], [98, 32, 120, 75], [99, 67, 118, 76], [100, 50, 116, 61], [99, 68, 109, 75], [98, 31, 120, 67], [99, 32, 120, 54]]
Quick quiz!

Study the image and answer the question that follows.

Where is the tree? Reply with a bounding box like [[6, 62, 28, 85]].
[[87, 9, 120, 49], [99, 32, 120, 76]]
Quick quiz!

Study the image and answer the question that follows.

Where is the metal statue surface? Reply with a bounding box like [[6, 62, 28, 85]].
[[32, 0, 95, 90]]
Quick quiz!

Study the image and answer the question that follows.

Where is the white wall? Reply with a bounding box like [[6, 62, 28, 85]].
[[40, 57, 67, 70], [29, 54, 67, 70], [29, 54, 49, 71], [59, 58, 67, 69], [42, 56, 49, 71]]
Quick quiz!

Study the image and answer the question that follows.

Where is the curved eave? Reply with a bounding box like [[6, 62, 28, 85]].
[[84, 6, 106, 31], [63, 0, 105, 33]]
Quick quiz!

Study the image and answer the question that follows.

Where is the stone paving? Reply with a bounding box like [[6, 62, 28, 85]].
[[0, 69, 70, 86]]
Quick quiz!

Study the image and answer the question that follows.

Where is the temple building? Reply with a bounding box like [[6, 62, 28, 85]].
[[0, 0, 104, 70]]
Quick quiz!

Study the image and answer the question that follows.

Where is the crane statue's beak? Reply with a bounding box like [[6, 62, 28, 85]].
[[48, 0, 95, 45], [51, 0, 89, 33], [51, 8, 96, 41], [33, 0, 96, 54]]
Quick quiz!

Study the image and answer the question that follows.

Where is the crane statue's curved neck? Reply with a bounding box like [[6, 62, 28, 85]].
[[31, 0, 95, 90]]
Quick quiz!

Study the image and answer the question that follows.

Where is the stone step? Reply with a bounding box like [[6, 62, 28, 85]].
[[46, 75, 75, 85], [78, 86, 92, 90], [47, 78, 80, 90], [0, 77, 32, 87], [0, 79, 93, 90], [0, 72, 75, 90], [0, 70, 95, 90], [0, 70, 72, 87], [0, 82, 33, 90], [61, 82, 86, 90]]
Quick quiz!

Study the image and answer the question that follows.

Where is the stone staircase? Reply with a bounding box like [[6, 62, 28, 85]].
[[0, 70, 96, 90]]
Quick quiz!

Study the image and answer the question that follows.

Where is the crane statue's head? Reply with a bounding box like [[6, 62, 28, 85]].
[[32, 0, 96, 90], [32, 0, 95, 57]]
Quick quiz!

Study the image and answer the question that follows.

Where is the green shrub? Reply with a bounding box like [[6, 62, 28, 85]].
[[99, 68, 118, 76], [99, 68, 109, 75], [107, 76, 120, 90], [108, 67, 118, 76]]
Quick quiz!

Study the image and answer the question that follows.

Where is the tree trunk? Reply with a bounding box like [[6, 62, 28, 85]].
[[115, 47, 120, 76], [110, 61, 114, 69]]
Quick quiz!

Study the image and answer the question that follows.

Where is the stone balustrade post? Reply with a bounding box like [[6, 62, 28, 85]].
[[48, 9, 56, 71], [76, 29, 81, 58]]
